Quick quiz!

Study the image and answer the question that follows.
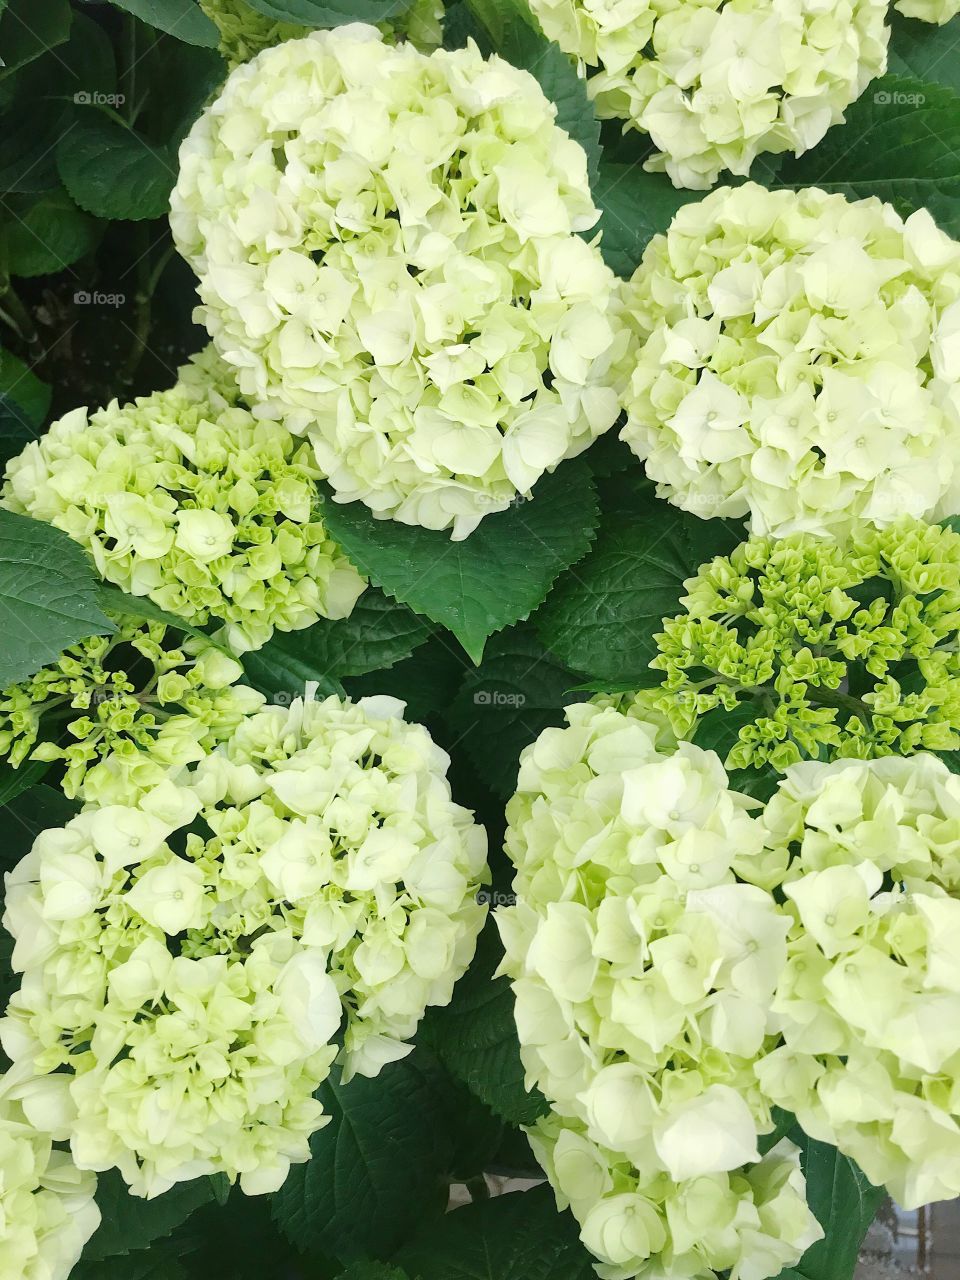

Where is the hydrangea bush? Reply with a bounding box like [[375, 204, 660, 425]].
[[524, 0, 890, 188], [1, 694, 487, 1197], [170, 25, 626, 538], [1, 0, 959, 1276], [620, 184, 960, 538]]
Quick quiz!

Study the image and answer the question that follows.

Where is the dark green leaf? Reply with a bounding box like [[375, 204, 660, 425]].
[[4, 189, 102, 277], [242, 0, 409, 25], [271, 1056, 451, 1262], [395, 1184, 596, 1280], [72, 1250, 188, 1280], [246, 591, 430, 692], [593, 160, 700, 278], [58, 115, 176, 222], [777, 76, 960, 236], [448, 628, 584, 799], [0, 347, 50, 425], [0, 755, 51, 811], [319, 459, 599, 664], [536, 504, 740, 684], [419, 921, 548, 1126], [343, 632, 470, 725], [84, 1172, 217, 1262], [888, 10, 960, 94], [0, 783, 78, 868], [787, 1131, 884, 1280], [337, 1267, 412, 1280], [0, 509, 115, 688], [104, 0, 218, 48], [0, 0, 71, 77]]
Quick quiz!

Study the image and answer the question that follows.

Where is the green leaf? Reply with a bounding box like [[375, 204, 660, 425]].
[[319, 459, 599, 664], [0, 0, 71, 77], [0, 347, 50, 425], [887, 10, 960, 95], [83, 1172, 217, 1262], [395, 1184, 596, 1280], [242, 0, 409, 26], [593, 160, 699, 278], [777, 76, 960, 236], [0, 755, 51, 810], [271, 1056, 451, 1262], [338, 1265, 412, 1280], [786, 1132, 884, 1280], [448, 628, 584, 799], [104, 0, 218, 48], [0, 510, 115, 689], [419, 921, 548, 1126], [536, 503, 740, 685], [58, 114, 176, 222], [0, 783, 77, 868], [4, 189, 102, 277], [246, 591, 430, 694], [343, 633, 469, 725], [72, 1251, 189, 1280]]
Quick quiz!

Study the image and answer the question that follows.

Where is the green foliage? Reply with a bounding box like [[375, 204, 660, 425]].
[[0, 509, 115, 687], [104, 0, 219, 46], [784, 1131, 885, 1280], [319, 460, 599, 664], [272, 1057, 451, 1261], [242, 0, 412, 25], [83, 1173, 219, 1263], [394, 1184, 596, 1279], [536, 499, 740, 686], [419, 921, 548, 1126]]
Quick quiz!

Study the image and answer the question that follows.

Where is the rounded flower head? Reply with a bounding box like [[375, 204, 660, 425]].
[[525, 0, 889, 189], [2, 347, 365, 653], [1, 693, 487, 1197], [620, 184, 960, 537], [0, 1067, 100, 1280], [894, 0, 960, 20], [754, 754, 960, 1209], [0, 616, 263, 802], [199, 0, 445, 69], [497, 700, 821, 1279], [650, 518, 960, 773], [170, 25, 626, 539]]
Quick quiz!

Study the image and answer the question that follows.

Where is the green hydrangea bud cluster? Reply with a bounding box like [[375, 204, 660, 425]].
[[0, 1066, 100, 1280], [1, 694, 488, 1198], [756, 754, 960, 1209], [525, 0, 889, 190], [199, 0, 444, 69], [2, 347, 366, 654], [0, 617, 263, 803], [620, 184, 960, 538], [171, 25, 626, 539], [497, 699, 822, 1280], [650, 519, 960, 773]]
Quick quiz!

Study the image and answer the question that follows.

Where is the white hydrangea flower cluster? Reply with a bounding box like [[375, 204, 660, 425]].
[[894, 0, 960, 21], [620, 183, 960, 539], [1, 693, 488, 1198], [2, 347, 365, 654], [170, 25, 626, 540], [0, 1066, 101, 1280], [497, 700, 822, 1280], [524, 0, 890, 189], [755, 754, 960, 1211]]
